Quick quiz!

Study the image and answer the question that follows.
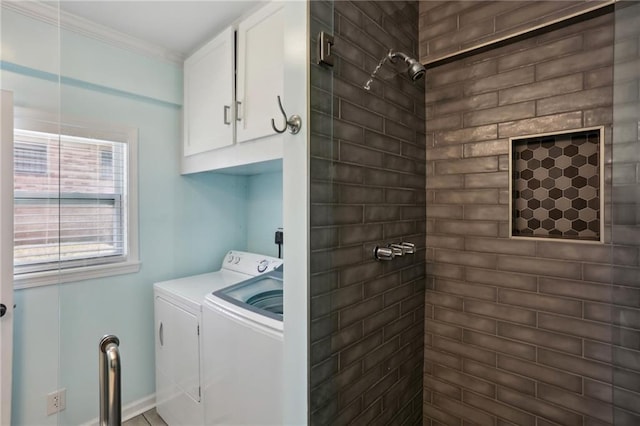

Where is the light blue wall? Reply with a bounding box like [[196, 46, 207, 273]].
[[55, 85, 249, 425], [1, 8, 181, 105], [247, 171, 283, 258], [0, 7, 284, 425]]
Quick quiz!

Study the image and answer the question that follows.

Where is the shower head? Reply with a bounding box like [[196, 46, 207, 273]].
[[388, 51, 426, 81], [363, 49, 426, 91]]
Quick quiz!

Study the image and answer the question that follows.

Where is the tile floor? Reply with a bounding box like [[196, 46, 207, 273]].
[[123, 408, 167, 426]]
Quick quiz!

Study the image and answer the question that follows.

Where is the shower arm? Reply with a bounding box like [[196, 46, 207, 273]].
[[388, 51, 411, 64]]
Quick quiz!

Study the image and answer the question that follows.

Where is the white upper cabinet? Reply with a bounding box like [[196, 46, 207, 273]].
[[236, 2, 284, 144], [181, 2, 286, 175], [183, 27, 234, 157]]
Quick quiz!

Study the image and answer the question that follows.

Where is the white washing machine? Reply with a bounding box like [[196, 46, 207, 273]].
[[153, 251, 282, 426], [202, 267, 284, 425]]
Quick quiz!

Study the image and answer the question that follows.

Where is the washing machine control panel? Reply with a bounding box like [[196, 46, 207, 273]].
[[222, 251, 283, 276], [257, 260, 270, 273]]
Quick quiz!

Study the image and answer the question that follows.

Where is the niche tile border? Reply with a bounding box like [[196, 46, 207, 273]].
[[509, 126, 604, 243]]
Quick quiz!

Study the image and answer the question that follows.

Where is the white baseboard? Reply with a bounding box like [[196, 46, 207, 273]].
[[80, 394, 155, 426]]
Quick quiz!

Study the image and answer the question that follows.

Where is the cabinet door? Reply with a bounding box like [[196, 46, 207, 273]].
[[236, 2, 284, 143], [183, 27, 234, 156], [155, 295, 202, 426]]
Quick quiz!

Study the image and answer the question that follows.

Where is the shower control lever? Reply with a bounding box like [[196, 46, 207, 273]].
[[374, 242, 416, 261], [373, 246, 395, 261], [389, 244, 405, 256], [401, 242, 415, 254]]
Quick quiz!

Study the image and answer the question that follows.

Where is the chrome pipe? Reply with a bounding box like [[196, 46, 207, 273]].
[[99, 335, 121, 426]]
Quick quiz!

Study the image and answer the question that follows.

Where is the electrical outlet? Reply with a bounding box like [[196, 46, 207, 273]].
[[46, 388, 66, 415]]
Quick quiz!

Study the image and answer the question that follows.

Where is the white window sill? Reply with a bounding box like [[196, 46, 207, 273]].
[[13, 260, 141, 290]]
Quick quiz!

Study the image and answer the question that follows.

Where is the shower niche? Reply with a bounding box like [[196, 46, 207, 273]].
[[510, 127, 604, 242]]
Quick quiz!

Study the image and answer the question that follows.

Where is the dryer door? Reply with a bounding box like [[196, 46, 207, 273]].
[[155, 296, 202, 425]]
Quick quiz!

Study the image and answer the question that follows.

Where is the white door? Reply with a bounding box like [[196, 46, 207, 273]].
[[183, 26, 235, 156], [0, 90, 14, 426], [236, 1, 284, 143]]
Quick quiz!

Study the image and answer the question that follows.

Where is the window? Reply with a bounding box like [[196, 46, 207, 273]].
[[12, 121, 139, 287], [100, 148, 114, 180], [14, 141, 47, 176]]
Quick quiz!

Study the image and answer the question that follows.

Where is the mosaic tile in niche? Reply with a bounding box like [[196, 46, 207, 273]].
[[511, 129, 602, 241]]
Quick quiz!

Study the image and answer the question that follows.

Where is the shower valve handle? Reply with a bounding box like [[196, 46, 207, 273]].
[[401, 242, 415, 254], [389, 244, 405, 256], [373, 246, 395, 261]]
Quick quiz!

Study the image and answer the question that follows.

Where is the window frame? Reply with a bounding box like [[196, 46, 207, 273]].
[[12, 109, 140, 289]]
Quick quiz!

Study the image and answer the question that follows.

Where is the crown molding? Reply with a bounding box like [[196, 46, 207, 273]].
[[2, 0, 185, 64]]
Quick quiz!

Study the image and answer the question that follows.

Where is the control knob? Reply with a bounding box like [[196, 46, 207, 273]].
[[257, 260, 270, 273]]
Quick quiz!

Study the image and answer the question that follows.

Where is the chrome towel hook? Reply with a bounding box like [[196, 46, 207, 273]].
[[271, 95, 301, 134]]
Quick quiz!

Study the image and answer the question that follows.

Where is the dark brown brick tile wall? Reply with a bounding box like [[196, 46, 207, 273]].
[[418, 0, 614, 65], [309, 1, 425, 424], [423, 10, 640, 426]]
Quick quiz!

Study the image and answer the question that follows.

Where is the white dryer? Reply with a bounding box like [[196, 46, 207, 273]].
[[153, 251, 282, 426], [202, 267, 284, 425]]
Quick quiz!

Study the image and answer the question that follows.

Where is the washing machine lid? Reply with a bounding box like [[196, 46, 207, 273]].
[[154, 269, 254, 313], [210, 269, 283, 322], [153, 251, 282, 313]]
